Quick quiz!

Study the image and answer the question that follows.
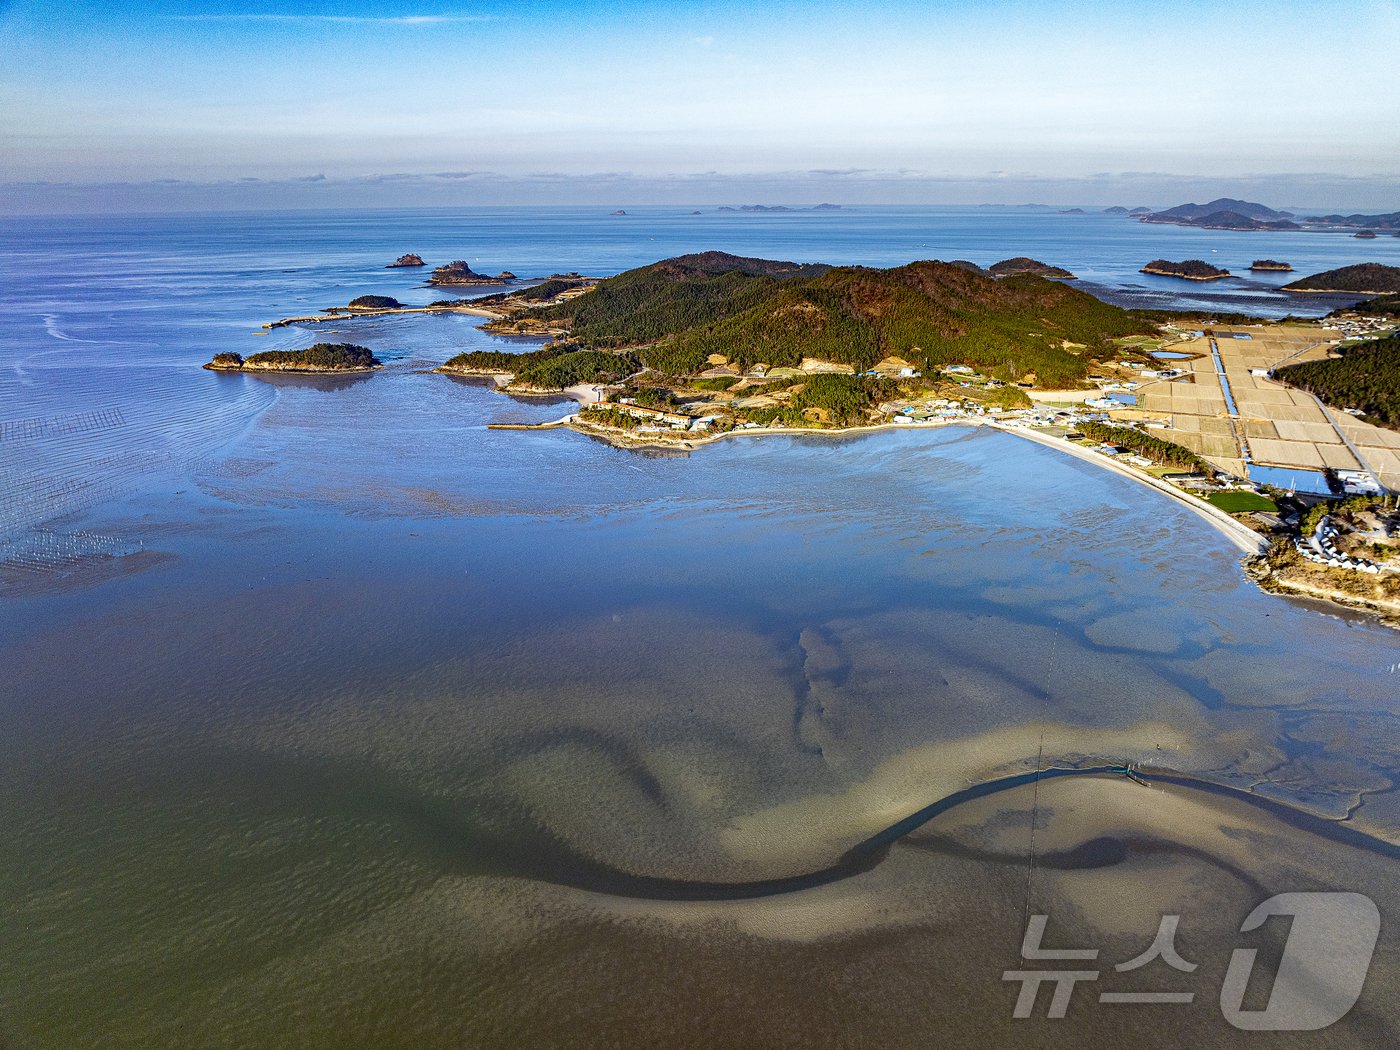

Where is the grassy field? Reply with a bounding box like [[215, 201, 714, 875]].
[[1205, 491, 1278, 513]]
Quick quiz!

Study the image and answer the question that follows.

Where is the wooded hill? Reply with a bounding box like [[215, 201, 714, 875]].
[[1275, 334, 1400, 427], [1283, 264, 1400, 294], [507, 252, 1153, 386]]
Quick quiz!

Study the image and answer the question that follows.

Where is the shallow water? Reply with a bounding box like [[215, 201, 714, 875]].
[[3, 209, 1400, 1047]]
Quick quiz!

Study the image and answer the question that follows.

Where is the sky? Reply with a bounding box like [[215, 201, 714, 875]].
[[1, 0, 1397, 212]]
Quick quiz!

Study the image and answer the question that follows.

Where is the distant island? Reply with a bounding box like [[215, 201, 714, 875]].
[[1103, 206, 1130, 215], [1301, 209, 1400, 231], [1058, 208, 1085, 215], [715, 204, 842, 213], [1249, 259, 1293, 272], [428, 261, 518, 286], [1140, 259, 1233, 280], [987, 257, 1076, 279], [205, 343, 380, 374], [1139, 198, 1298, 231], [386, 254, 424, 268], [1356, 230, 1378, 239], [1283, 263, 1400, 295], [1141, 197, 1400, 233]]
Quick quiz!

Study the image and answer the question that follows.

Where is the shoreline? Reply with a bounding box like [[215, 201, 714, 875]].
[[557, 411, 1268, 555], [559, 414, 1400, 624], [204, 363, 382, 375], [987, 423, 1266, 555], [264, 304, 503, 329], [1139, 267, 1233, 281]]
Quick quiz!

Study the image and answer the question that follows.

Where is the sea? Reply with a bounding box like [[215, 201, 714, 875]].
[[3, 206, 1400, 1048]]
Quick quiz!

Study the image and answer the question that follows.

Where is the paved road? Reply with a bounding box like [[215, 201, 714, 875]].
[[1312, 396, 1386, 490]]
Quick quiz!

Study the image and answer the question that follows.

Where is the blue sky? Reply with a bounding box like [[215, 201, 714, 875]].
[[2, 0, 1397, 211]]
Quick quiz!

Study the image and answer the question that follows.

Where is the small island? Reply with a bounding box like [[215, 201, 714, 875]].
[[427, 261, 518, 287], [344, 294, 402, 310], [1140, 259, 1233, 281], [204, 343, 381, 374], [1283, 263, 1400, 295], [1249, 259, 1293, 272], [988, 257, 1076, 279], [1355, 230, 1378, 239], [386, 254, 425, 268]]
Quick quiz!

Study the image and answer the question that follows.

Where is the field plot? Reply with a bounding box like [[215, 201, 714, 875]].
[[1115, 325, 1400, 487]]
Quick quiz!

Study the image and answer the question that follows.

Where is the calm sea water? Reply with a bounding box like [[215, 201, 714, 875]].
[[3, 208, 1400, 1048]]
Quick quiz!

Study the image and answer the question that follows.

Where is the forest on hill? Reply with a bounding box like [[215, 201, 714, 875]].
[[1283, 264, 1400, 294], [509, 252, 1153, 387], [1274, 334, 1400, 427]]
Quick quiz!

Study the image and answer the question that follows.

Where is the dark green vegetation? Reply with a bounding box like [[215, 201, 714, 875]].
[[211, 343, 379, 371], [439, 343, 632, 389], [577, 406, 646, 430], [514, 279, 588, 302], [1341, 295, 1400, 318], [1283, 264, 1400, 294], [471, 278, 590, 307], [1249, 260, 1292, 272], [744, 374, 894, 428], [988, 258, 1075, 279], [1140, 259, 1232, 280], [1299, 494, 1399, 537], [440, 345, 569, 373], [244, 343, 379, 370], [620, 383, 680, 408], [1077, 421, 1208, 471], [1275, 333, 1400, 427], [511, 252, 1153, 387], [347, 295, 401, 309], [1207, 491, 1278, 513], [512, 350, 638, 390]]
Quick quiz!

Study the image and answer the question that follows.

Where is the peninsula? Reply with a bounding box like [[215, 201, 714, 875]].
[[250, 251, 1400, 622], [205, 343, 381, 373], [1140, 259, 1233, 280]]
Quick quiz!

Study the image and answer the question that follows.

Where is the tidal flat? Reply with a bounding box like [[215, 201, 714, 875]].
[[6, 209, 1400, 1046]]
